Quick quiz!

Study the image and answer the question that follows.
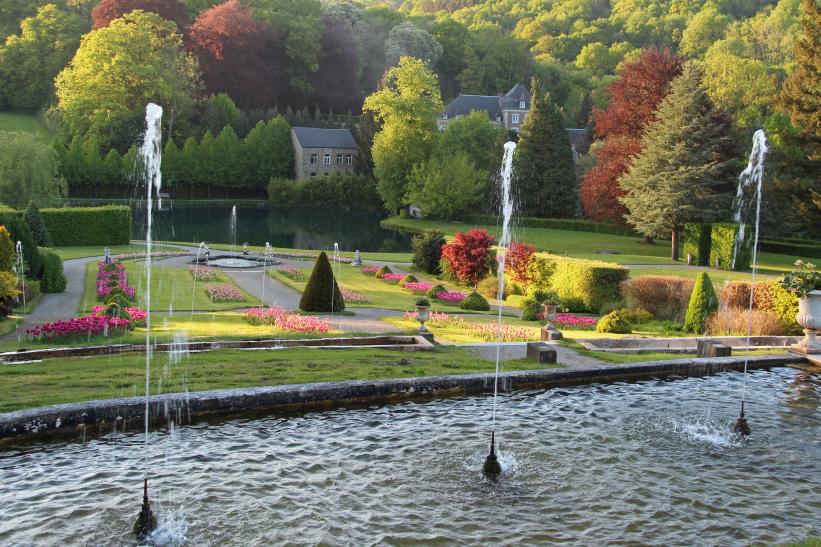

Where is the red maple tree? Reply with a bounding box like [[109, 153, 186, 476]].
[[91, 0, 189, 30], [506, 242, 536, 286], [580, 48, 683, 223], [441, 229, 496, 285], [188, 0, 286, 109]]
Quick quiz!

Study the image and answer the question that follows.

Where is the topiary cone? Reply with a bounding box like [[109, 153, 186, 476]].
[[299, 251, 345, 312], [684, 271, 718, 334]]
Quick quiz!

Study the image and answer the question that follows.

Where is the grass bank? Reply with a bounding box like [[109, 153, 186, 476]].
[[154, 240, 413, 263], [0, 346, 560, 412], [53, 244, 182, 261]]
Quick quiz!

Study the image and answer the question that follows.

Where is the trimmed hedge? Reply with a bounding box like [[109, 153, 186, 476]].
[[710, 223, 750, 271], [459, 291, 490, 311], [545, 255, 628, 313], [40, 206, 131, 246], [760, 239, 821, 258], [299, 251, 345, 312], [39, 248, 67, 293], [683, 272, 718, 333], [596, 311, 632, 334], [682, 223, 711, 266], [463, 215, 637, 237]]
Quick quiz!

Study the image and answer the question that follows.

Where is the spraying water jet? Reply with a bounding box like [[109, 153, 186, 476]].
[[133, 478, 157, 540]]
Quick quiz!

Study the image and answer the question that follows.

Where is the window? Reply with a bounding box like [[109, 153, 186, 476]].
[[519, 100, 526, 109], [344, 154, 352, 165], [324, 172, 330, 177], [511, 113, 520, 124], [336, 154, 343, 164], [310, 153, 317, 164], [324, 153, 331, 165], [310, 172, 317, 178]]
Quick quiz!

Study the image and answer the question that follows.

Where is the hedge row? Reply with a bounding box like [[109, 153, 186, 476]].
[[711, 223, 750, 271], [682, 223, 712, 266], [40, 206, 131, 246], [462, 215, 638, 237], [528, 253, 627, 312], [760, 240, 821, 259]]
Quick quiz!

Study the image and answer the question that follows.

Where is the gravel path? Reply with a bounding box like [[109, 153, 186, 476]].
[[454, 342, 606, 368]]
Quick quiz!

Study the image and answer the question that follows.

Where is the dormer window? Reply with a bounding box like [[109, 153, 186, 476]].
[[519, 100, 526, 109]]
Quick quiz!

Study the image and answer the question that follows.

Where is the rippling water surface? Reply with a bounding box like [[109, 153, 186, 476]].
[[1, 367, 819, 545]]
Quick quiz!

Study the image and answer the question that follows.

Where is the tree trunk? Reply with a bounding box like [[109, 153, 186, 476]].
[[671, 228, 680, 261]]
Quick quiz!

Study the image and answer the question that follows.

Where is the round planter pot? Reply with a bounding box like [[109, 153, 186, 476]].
[[792, 289, 821, 354], [416, 305, 430, 333]]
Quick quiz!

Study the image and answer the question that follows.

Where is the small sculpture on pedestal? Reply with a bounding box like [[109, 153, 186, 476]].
[[351, 250, 362, 266]]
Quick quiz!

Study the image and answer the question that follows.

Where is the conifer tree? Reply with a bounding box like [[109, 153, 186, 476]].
[[299, 251, 345, 312], [619, 63, 735, 260], [513, 81, 578, 217], [683, 271, 718, 333], [24, 202, 52, 247]]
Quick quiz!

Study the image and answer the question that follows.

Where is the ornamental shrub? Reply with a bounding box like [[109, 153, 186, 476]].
[[0, 271, 19, 302], [39, 249, 67, 293], [299, 251, 345, 312], [710, 223, 750, 271], [547, 255, 627, 313], [525, 255, 556, 297], [621, 275, 695, 321], [0, 225, 13, 271], [438, 256, 458, 282], [521, 299, 542, 321], [683, 272, 718, 333], [0, 213, 41, 277], [507, 242, 536, 286], [398, 274, 418, 287], [459, 291, 490, 311], [682, 223, 711, 266], [425, 283, 447, 298], [477, 276, 499, 299], [616, 307, 654, 324], [411, 230, 445, 274], [39, 206, 131, 246], [767, 282, 800, 335], [718, 281, 800, 335], [440, 228, 495, 285], [24, 202, 53, 247], [375, 265, 393, 278], [596, 311, 632, 334], [706, 307, 784, 336]]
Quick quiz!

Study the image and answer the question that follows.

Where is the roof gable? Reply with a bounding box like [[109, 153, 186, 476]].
[[292, 127, 357, 149], [444, 94, 501, 120], [504, 83, 529, 100]]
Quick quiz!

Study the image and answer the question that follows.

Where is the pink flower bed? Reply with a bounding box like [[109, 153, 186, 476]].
[[433, 291, 466, 303], [341, 289, 370, 304], [403, 311, 535, 342], [379, 273, 405, 282], [91, 305, 147, 327], [403, 281, 434, 294], [244, 307, 332, 333], [190, 265, 220, 282], [27, 315, 131, 340], [278, 267, 307, 281], [360, 266, 380, 275], [537, 312, 598, 331], [204, 283, 246, 303], [114, 251, 191, 260], [95, 261, 135, 300]]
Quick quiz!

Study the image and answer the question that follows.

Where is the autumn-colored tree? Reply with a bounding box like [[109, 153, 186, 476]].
[[580, 48, 683, 223], [188, 0, 285, 109], [440, 228, 495, 285], [91, 0, 189, 30], [506, 242, 536, 286]]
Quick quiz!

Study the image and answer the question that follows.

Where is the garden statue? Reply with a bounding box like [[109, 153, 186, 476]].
[[104, 247, 112, 264], [351, 250, 362, 266], [242, 242, 249, 255]]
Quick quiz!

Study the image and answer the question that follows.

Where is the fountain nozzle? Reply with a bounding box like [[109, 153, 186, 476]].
[[733, 401, 751, 436], [482, 431, 502, 477], [133, 478, 157, 540]]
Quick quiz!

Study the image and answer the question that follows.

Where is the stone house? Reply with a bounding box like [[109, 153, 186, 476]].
[[291, 127, 357, 181]]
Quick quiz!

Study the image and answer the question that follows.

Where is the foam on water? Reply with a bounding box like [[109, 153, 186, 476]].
[[145, 509, 189, 546]]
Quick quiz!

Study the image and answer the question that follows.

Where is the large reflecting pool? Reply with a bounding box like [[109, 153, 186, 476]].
[[1, 367, 819, 545]]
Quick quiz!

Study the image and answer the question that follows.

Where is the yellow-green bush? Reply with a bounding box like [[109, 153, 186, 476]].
[[544, 255, 628, 313], [710, 223, 750, 271], [596, 311, 632, 334]]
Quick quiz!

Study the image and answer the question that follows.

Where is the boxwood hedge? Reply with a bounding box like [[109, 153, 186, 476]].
[[40, 206, 131, 246]]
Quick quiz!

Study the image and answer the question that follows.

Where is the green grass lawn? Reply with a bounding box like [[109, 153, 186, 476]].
[[155, 240, 413, 263], [561, 341, 787, 364], [53, 244, 182, 261], [0, 345, 560, 412], [0, 112, 48, 139], [78, 261, 259, 314]]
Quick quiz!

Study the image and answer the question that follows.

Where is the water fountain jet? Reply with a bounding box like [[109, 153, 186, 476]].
[[482, 431, 502, 477], [133, 478, 157, 540]]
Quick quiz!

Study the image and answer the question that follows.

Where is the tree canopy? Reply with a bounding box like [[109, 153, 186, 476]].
[[0, 131, 66, 209]]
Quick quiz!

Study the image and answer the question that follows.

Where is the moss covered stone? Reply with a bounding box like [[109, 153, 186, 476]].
[[299, 251, 345, 312], [683, 271, 718, 333]]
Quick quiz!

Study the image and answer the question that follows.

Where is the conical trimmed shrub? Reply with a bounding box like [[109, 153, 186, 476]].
[[684, 271, 718, 333], [299, 251, 345, 312], [24, 202, 52, 247]]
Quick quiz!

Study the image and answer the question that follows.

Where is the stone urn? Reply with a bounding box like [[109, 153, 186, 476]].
[[416, 305, 430, 333], [792, 289, 821, 354], [542, 302, 558, 330]]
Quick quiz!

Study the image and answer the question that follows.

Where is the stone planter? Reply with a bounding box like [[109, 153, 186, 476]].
[[416, 305, 430, 333], [542, 303, 558, 330], [792, 289, 821, 354]]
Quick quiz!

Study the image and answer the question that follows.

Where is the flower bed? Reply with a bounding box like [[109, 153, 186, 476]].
[[379, 273, 405, 283], [27, 315, 131, 340], [403, 311, 535, 342], [244, 307, 332, 333], [278, 267, 307, 281], [114, 251, 191, 260], [270, 251, 353, 264], [91, 305, 147, 328], [341, 288, 370, 304], [403, 281, 434, 294], [360, 266, 380, 275], [95, 261, 135, 300], [536, 312, 598, 331], [433, 291, 466, 303], [204, 283, 246, 303], [190, 265, 220, 282]]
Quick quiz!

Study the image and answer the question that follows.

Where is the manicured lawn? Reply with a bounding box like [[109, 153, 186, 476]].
[[53, 244, 181, 261], [155, 240, 413, 263], [0, 112, 48, 139], [561, 341, 787, 364], [626, 266, 776, 284], [78, 261, 259, 314], [0, 346, 561, 412]]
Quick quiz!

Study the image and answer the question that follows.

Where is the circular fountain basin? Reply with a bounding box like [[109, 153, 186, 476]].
[[192, 255, 273, 268], [1, 367, 818, 544]]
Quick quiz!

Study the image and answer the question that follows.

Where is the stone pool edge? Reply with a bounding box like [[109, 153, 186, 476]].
[[0, 353, 808, 442]]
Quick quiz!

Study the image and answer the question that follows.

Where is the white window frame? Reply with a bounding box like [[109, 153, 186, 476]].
[[344, 154, 352, 165], [323, 153, 331, 165], [512, 113, 520, 124], [336, 153, 343, 164], [310, 153, 317, 165], [519, 100, 526, 109]]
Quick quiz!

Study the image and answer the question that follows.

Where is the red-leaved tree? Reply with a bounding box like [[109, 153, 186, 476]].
[[506, 242, 536, 286], [441, 228, 495, 285], [188, 0, 286, 109], [580, 48, 683, 224], [91, 0, 189, 30]]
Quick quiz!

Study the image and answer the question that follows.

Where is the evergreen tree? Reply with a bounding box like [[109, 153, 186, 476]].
[[24, 201, 52, 247], [299, 251, 345, 312], [683, 271, 718, 333], [619, 63, 735, 260], [513, 81, 578, 217]]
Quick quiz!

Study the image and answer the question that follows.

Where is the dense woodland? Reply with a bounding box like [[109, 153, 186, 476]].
[[0, 0, 818, 241]]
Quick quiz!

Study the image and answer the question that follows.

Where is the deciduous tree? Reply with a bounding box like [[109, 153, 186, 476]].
[[91, 0, 189, 30], [0, 131, 66, 209]]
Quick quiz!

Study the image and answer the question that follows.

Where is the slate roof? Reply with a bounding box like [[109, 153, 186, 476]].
[[444, 94, 501, 120], [292, 127, 357, 149], [504, 83, 529, 100]]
